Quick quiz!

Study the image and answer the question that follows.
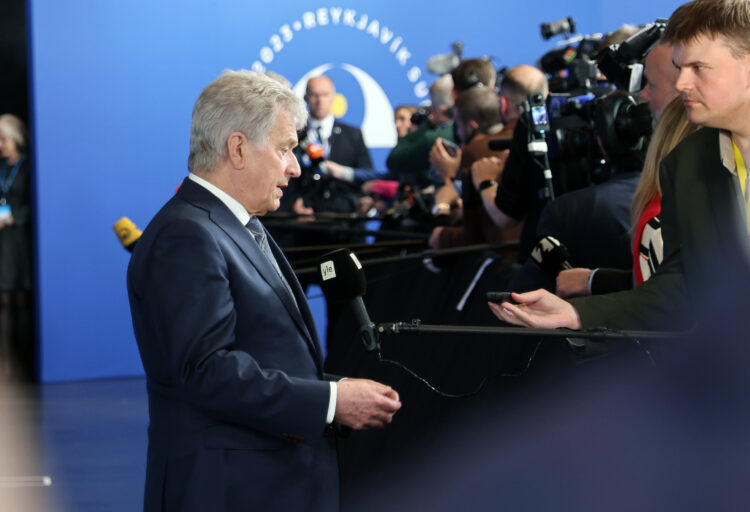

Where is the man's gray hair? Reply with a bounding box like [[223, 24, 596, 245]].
[[188, 69, 308, 173], [429, 74, 455, 110]]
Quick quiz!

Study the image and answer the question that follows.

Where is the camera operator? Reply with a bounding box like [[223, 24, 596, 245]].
[[426, 58, 499, 187], [387, 58, 497, 189], [467, 65, 550, 246], [486, 26, 651, 263], [551, 40, 681, 297], [428, 65, 546, 250], [385, 75, 456, 188]]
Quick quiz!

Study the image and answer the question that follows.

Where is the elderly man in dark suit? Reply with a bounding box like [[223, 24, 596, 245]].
[[489, 0, 750, 339], [127, 70, 401, 511]]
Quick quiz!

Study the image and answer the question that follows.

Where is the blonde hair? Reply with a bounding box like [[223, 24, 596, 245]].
[[0, 114, 28, 152], [630, 97, 699, 227]]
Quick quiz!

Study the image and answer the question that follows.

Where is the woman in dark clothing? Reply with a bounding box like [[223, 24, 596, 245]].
[[0, 114, 32, 380]]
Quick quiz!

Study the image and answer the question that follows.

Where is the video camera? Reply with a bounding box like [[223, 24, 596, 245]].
[[527, 19, 666, 185], [538, 17, 605, 94], [598, 19, 667, 92]]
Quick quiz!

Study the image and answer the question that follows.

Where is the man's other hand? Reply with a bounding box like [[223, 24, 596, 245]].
[[556, 268, 593, 298], [292, 197, 315, 222], [471, 152, 508, 189], [335, 379, 401, 429]]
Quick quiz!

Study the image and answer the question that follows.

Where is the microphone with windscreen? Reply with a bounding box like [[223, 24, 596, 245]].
[[114, 217, 142, 253], [530, 235, 573, 280], [318, 249, 379, 351], [304, 141, 329, 176]]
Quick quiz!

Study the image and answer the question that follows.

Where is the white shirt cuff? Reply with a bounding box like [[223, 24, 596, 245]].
[[326, 381, 337, 424], [337, 165, 355, 182]]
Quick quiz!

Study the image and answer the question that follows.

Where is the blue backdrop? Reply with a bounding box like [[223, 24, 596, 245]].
[[28, 0, 681, 382]]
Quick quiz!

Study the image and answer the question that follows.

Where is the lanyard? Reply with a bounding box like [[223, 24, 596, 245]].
[[732, 138, 750, 232], [0, 156, 24, 202]]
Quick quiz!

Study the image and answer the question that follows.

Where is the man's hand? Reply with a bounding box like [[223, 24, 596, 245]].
[[471, 154, 507, 189], [357, 195, 375, 216], [488, 289, 582, 330], [335, 379, 401, 429], [292, 197, 315, 222], [429, 138, 461, 181], [361, 180, 377, 194], [556, 268, 593, 298], [324, 160, 354, 182]]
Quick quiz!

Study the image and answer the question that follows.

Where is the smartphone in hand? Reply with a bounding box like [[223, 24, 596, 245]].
[[486, 291, 515, 304], [441, 139, 460, 157]]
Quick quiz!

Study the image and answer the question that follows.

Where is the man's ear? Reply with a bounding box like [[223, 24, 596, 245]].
[[499, 96, 510, 118], [468, 120, 479, 132], [226, 132, 247, 170]]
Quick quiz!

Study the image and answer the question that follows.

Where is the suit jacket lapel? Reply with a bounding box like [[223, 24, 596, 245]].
[[705, 135, 747, 255], [177, 179, 323, 366], [267, 234, 326, 368]]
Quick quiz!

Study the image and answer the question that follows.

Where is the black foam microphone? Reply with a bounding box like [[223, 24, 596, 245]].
[[530, 235, 573, 280], [318, 249, 379, 351]]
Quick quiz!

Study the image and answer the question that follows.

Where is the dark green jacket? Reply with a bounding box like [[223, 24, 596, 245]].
[[386, 121, 454, 186]]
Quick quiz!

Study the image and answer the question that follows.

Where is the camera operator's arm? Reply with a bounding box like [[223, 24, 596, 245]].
[[428, 184, 462, 249], [471, 156, 519, 229]]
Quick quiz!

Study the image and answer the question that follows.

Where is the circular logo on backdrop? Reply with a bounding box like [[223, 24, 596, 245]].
[[250, 7, 430, 150]]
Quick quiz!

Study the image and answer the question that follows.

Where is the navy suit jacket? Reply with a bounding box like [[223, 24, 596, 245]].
[[571, 127, 749, 332], [128, 178, 339, 511], [509, 172, 639, 293], [280, 120, 374, 222], [536, 171, 639, 270], [328, 120, 373, 173]]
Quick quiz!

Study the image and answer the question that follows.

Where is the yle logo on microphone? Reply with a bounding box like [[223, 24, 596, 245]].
[[320, 261, 336, 281]]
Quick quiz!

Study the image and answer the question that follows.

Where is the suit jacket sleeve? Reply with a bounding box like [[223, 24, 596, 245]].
[[350, 127, 373, 170], [128, 218, 331, 441], [570, 155, 689, 331]]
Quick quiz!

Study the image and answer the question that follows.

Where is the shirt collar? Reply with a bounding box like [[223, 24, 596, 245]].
[[720, 130, 737, 175], [309, 114, 335, 138], [188, 172, 251, 226]]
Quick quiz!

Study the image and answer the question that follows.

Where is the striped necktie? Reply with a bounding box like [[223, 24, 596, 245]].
[[245, 216, 298, 308]]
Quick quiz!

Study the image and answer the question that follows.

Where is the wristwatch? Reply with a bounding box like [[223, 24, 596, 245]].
[[477, 179, 498, 191], [431, 202, 451, 216]]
